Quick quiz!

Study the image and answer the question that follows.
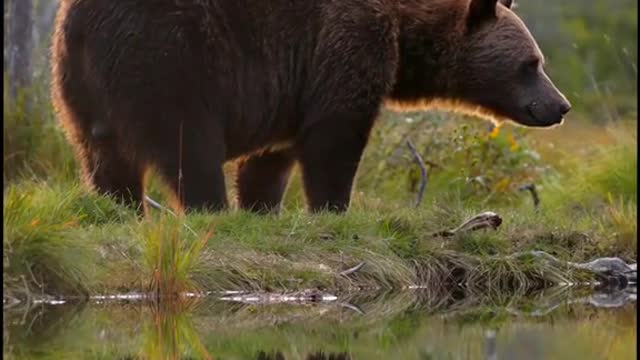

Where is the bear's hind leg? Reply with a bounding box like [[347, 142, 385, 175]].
[[236, 148, 296, 214]]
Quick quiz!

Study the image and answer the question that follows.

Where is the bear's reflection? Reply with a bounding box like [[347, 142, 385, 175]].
[[256, 350, 352, 360]]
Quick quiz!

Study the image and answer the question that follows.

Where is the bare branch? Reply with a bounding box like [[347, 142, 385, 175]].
[[406, 139, 429, 207], [339, 262, 366, 277], [432, 212, 503, 237], [144, 196, 198, 237], [518, 183, 540, 209]]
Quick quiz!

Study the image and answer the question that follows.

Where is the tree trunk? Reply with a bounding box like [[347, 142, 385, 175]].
[[7, 0, 34, 107]]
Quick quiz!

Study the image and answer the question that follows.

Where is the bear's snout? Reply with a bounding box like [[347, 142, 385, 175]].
[[559, 100, 572, 117], [523, 73, 572, 127], [526, 95, 570, 127], [546, 95, 572, 126]]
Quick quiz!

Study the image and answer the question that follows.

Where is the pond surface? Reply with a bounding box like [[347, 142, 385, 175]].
[[3, 287, 637, 360]]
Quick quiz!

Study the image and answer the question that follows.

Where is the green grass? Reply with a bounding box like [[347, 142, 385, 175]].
[[142, 218, 213, 297], [2, 171, 632, 299], [3, 182, 122, 298], [3, 84, 77, 184], [534, 122, 638, 257], [3, 92, 637, 300]]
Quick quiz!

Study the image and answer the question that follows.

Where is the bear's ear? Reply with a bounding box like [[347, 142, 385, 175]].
[[499, 0, 515, 9], [467, 0, 499, 30]]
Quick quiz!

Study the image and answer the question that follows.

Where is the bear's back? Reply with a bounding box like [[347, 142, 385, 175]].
[[52, 0, 399, 158]]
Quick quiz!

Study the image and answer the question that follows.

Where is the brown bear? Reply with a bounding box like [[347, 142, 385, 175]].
[[51, 0, 570, 214]]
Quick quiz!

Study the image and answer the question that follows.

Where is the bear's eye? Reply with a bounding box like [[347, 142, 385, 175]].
[[522, 59, 540, 73]]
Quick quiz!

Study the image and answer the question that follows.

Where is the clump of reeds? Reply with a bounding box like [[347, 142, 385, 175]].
[[141, 215, 213, 298], [3, 181, 113, 298]]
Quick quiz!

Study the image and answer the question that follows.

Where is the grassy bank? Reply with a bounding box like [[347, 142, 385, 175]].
[[3, 90, 637, 299]]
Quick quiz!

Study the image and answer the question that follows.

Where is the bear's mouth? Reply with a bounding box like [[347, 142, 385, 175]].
[[524, 102, 564, 128]]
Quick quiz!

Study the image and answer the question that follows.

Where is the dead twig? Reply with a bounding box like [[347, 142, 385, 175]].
[[219, 290, 338, 305], [406, 139, 428, 207], [431, 211, 503, 237], [518, 183, 540, 210], [144, 196, 198, 237], [339, 302, 365, 315], [339, 262, 366, 277], [145, 196, 176, 216], [20, 275, 32, 305]]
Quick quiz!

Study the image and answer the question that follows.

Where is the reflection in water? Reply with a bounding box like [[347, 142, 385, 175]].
[[256, 351, 285, 360], [500, 328, 546, 360], [485, 330, 497, 360], [141, 300, 213, 360], [3, 287, 637, 360], [306, 352, 351, 360], [255, 350, 352, 360]]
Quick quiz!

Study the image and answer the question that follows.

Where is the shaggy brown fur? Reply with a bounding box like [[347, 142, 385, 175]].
[[51, 0, 570, 214]]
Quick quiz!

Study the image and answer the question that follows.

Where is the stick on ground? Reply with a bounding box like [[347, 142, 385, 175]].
[[518, 183, 540, 209], [406, 139, 428, 207], [144, 196, 197, 236], [431, 212, 503, 237], [339, 262, 366, 277]]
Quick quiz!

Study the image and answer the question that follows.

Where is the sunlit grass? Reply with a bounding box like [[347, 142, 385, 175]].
[[141, 216, 213, 297], [2, 89, 636, 298], [3, 181, 117, 297], [2, 177, 627, 298], [533, 121, 637, 258], [540, 122, 636, 204]]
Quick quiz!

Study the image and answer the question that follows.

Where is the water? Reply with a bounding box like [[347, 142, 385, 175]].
[[3, 287, 636, 360]]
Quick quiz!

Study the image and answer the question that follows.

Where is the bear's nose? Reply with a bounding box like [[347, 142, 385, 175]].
[[559, 102, 571, 116]]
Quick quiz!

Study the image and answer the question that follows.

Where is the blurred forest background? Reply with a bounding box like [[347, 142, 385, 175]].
[[4, 0, 637, 117], [2, 0, 638, 310], [3, 0, 638, 209]]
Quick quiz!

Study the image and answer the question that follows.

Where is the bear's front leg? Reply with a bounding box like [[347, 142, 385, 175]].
[[81, 141, 146, 215], [298, 111, 377, 213]]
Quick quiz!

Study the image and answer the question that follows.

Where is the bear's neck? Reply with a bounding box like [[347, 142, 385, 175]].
[[387, 0, 466, 109]]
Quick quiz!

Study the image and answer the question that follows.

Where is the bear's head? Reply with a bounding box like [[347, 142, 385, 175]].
[[389, 0, 571, 128]]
